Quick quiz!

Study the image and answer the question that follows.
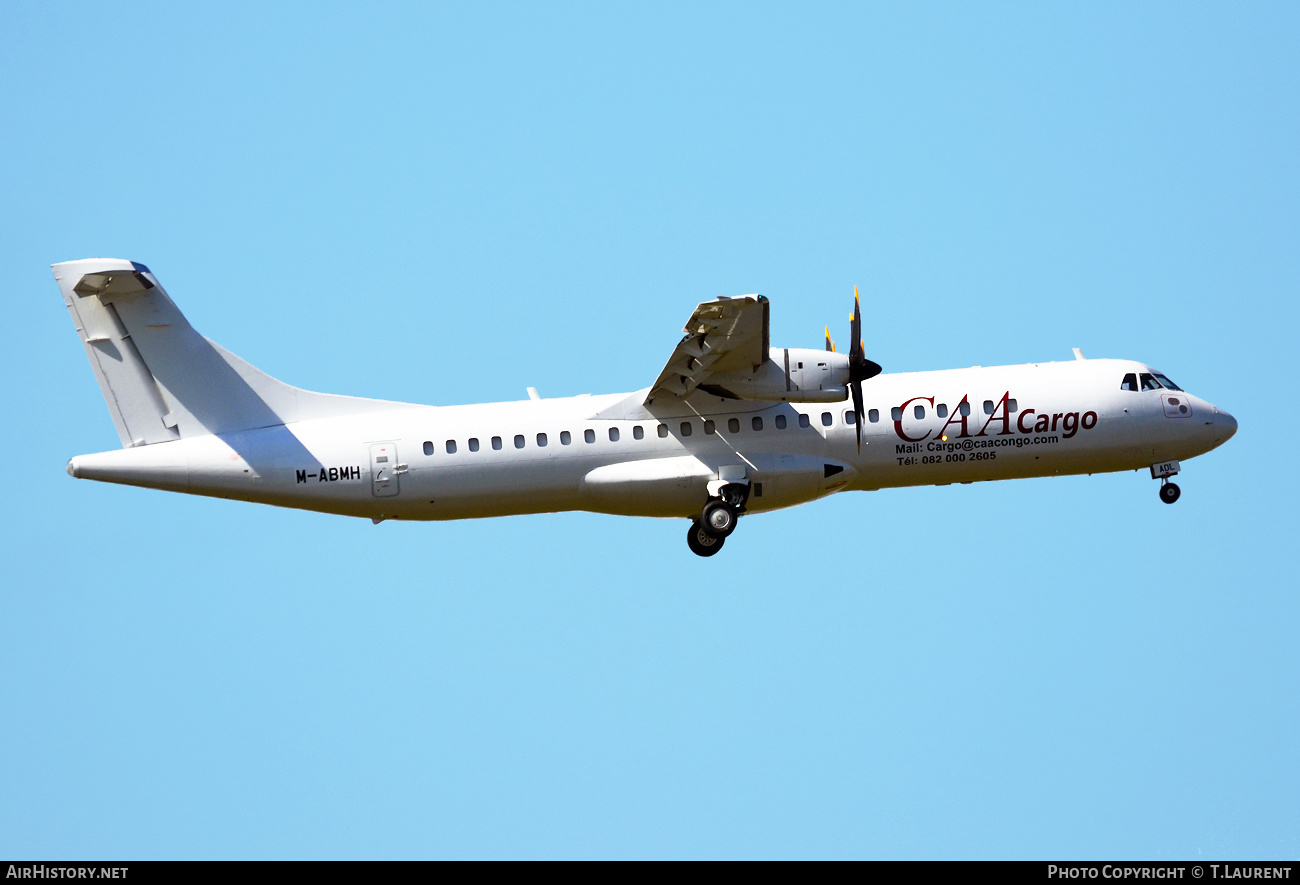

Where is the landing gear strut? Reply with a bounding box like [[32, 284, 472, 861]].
[[686, 482, 749, 556], [1159, 480, 1181, 504]]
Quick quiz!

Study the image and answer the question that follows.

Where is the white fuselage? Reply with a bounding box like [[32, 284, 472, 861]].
[[67, 357, 1237, 522]]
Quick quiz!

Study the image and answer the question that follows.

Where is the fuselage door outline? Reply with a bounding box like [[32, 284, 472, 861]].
[[370, 443, 400, 498]]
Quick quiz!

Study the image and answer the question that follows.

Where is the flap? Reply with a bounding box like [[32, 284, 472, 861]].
[[647, 295, 769, 402]]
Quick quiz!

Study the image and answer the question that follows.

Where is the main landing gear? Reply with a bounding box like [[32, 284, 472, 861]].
[[686, 483, 748, 557], [687, 522, 725, 556]]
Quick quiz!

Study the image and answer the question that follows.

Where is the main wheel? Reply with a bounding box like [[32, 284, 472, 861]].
[[1159, 482, 1181, 504], [687, 522, 725, 557], [700, 500, 738, 539]]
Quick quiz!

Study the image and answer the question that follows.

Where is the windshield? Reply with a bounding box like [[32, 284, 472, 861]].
[[1152, 372, 1182, 391]]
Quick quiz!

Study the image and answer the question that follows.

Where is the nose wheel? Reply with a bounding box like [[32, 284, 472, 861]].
[[1159, 480, 1181, 504]]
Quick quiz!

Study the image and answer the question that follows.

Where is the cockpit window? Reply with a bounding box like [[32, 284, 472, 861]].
[[1152, 373, 1182, 391], [1139, 373, 1163, 391], [1121, 373, 1138, 391]]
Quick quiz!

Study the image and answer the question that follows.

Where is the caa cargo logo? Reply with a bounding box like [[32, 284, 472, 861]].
[[892, 391, 1098, 443]]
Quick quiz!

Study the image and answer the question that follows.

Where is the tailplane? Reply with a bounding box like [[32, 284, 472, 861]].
[[54, 258, 403, 447]]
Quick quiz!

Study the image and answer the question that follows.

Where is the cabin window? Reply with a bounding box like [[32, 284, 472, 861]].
[[423, 441, 434, 456], [868, 408, 879, 423], [798, 413, 810, 428], [913, 405, 924, 419], [959, 401, 971, 417], [821, 411, 832, 427], [775, 414, 787, 430], [560, 431, 571, 445], [680, 421, 692, 437], [752, 416, 764, 431], [983, 400, 995, 415], [703, 420, 715, 435], [514, 434, 525, 449], [492, 436, 502, 450], [584, 429, 595, 444], [537, 432, 547, 447], [608, 427, 620, 442], [1140, 373, 1162, 391], [634, 425, 645, 440], [468, 438, 480, 452], [937, 404, 948, 418], [445, 440, 457, 454], [891, 407, 902, 421], [841, 410, 854, 425], [1007, 399, 1018, 412], [728, 418, 740, 434], [657, 423, 669, 438]]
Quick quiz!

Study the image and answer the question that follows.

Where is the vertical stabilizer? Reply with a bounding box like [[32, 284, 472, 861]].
[[54, 258, 408, 447], [56, 259, 182, 447]]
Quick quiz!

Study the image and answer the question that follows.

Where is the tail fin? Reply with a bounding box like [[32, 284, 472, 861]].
[[54, 258, 402, 447]]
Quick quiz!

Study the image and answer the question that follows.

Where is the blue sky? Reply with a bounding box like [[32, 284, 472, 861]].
[[2, 2, 1297, 859]]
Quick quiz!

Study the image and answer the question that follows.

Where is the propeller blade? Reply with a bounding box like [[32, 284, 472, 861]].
[[825, 326, 835, 353], [844, 284, 880, 452], [851, 379, 864, 453], [844, 285, 883, 382], [850, 286, 862, 363]]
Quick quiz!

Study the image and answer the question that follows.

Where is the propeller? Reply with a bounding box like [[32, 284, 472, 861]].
[[845, 286, 883, 452]]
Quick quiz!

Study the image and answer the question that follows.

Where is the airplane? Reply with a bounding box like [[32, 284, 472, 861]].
[[54, 258, 1237, 556]]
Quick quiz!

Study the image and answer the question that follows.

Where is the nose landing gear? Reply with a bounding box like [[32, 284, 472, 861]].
[[686, 483, 749, 556], [1151, 459, 1182, 504]]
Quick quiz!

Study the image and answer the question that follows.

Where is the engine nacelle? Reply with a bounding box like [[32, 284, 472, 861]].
[[698, 347, 850, 403]]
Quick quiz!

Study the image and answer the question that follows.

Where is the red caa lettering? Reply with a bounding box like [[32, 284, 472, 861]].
[[892, 396, 935, 442], [934, 394, 972, 439], [976, 391, 1014, 436]]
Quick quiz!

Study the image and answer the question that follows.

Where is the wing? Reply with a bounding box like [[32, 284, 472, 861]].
[[646, 295, 769, 402]]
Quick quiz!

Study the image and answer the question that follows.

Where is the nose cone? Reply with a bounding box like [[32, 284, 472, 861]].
[[1216, 409, 1238, 442]]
